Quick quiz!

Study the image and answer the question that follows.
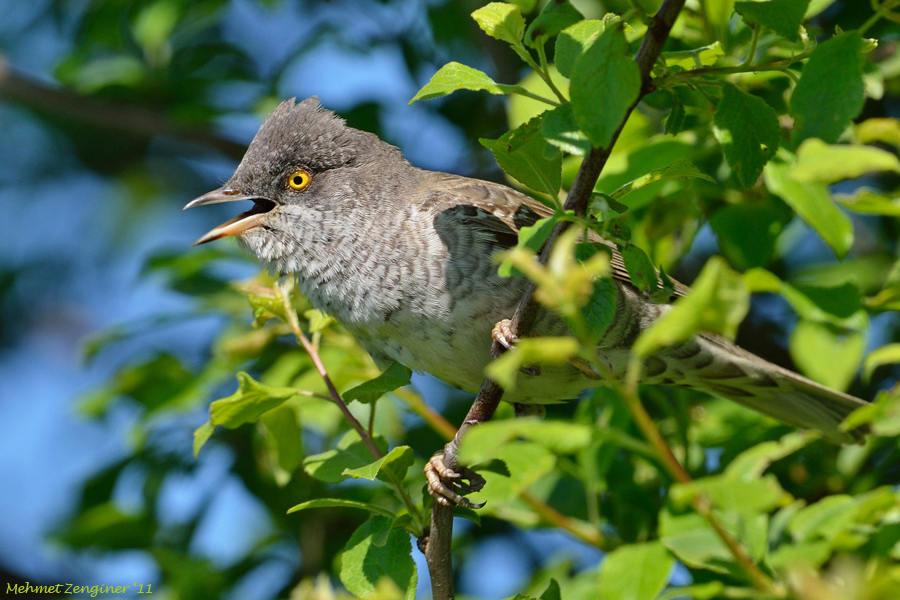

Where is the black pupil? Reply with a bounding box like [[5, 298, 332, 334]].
[[293, 175, 303, 186]]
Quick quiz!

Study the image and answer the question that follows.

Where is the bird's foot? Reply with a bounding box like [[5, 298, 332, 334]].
[[425, 450, 486, 509], [491, 319, 541, 376]]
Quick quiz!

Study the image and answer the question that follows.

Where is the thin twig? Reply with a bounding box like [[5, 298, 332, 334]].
[[276, 282, 425, 530], [276, 282, 383, 459], [0, 55, 246, 159]]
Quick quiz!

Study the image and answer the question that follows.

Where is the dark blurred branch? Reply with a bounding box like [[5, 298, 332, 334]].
[[0, 55, 246, 159], [426, 2, 687, 599]]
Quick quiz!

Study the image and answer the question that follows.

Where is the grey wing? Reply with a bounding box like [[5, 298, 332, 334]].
[[422, 172, 689, 301]]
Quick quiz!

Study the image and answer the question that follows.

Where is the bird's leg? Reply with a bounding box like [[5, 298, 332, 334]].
[[424, 378, 504, 508]]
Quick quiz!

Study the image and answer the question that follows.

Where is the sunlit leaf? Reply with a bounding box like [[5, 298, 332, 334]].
[[410, 62, 527, 104], [633, 257, 749, 357], [570, 25, 640, 149], [471, 2, 525, 46], [340, 516, 417, 600]]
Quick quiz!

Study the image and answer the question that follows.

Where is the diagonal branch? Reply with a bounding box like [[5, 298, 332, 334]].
[[425, 2, 687, 599], [0, 55, 246, 159]]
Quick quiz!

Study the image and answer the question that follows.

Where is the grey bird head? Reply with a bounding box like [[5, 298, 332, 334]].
[[185, 97, 410, 269]]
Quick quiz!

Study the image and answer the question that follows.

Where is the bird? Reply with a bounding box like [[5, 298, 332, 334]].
[[185, 97, 868, 455]]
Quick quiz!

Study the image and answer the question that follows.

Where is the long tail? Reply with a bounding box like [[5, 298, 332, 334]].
[[643, 334, 869, 444]]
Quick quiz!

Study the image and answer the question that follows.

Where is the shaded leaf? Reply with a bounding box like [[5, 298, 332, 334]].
[[597, 542, 674, 600], [481, 114, 562, 195], [542, 103, 591, 155], [340, 516, 417, 600], [524, 0, 583, 47], [713, 83, 780, 188], [344, 362, 412, 404], [342, 445, 415, 483], [791, 32, 866, 144], [609, 158, 715, 201], [735, 0, 809, 41]]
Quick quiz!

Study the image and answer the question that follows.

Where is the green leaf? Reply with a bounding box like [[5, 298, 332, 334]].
[[458, 417, 594, 465], [620, 244, 659, 296], [725, 431, 814, 480], [343, 362, 412, 404], [713, 83, 781, 188], [743, 270, 866, 329], [710, 196, 793, 270], [342, 445, 415, 483], [633, 257, 749, 357], [340, 516, 417, 600], [842, 389, 900, 436], [864, 344, 900, 381], [791, 32, 866, 144], [484, 337, 580, 391], [790, 320, 865, 391], [660, 510, 768, 576], [498, 215, 559, 277], [193, 422, 215, 457], [410, 62, 526, 104], [480, 114, 562, 195], [303, 431, 387, 483], [287, 498, 397, 520], [133, 0, 180, 54], [472, 440, 557, 507], [524, 0, 583, 48], [835, 190, 900, 216], [570, 25, 640, 150], [735, 0, 809, 41], [662, 41, 725, 70], [609, 158, 715, 201], [260, 405, 304, 484], [665, 96, 686, 135], [583, 276, 618, 341], [540, 579, 562, 600], [471, 2, 525, 46], [670, 475, 789, 516], [792, 139, 900, 184], [207, 372, 297, 429], [555, 19, 608, 78], [597, 542, 674, 600], [656, 582, 725, 600], [541, 103, 591, 156], [764, 161, 854, 259]]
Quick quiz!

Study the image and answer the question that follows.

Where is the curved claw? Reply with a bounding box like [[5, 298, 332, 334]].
[[425, 451, 486, 509]]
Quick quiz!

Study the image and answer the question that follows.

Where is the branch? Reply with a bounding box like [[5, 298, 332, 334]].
[[0, 55, 246, 160], [425, 2, 687, 599]]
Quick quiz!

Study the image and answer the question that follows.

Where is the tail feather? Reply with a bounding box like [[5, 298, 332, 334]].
[[648, 334, 868, 444]]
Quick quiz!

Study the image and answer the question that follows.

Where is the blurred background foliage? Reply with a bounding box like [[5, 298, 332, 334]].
[[2, 0, 900, 599]]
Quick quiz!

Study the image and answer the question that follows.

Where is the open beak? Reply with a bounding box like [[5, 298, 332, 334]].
[[184, 187, 276, 246]]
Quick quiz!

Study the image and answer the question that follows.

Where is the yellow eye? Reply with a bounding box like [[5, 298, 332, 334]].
[[287, 169, 311, 191]]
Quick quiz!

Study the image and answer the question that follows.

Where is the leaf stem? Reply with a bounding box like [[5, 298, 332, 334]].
[[276, 282, 425, 530], [858, 0, 900, 36], [276, 281, 383, 459], [620, 357, 783, 596], [743, 24, 760, 67]]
